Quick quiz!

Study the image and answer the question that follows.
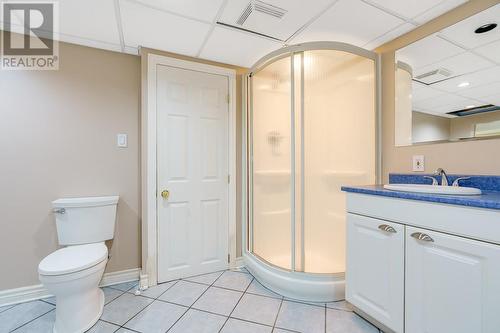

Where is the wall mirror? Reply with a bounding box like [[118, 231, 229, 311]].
[[394, 4, 500, 146]]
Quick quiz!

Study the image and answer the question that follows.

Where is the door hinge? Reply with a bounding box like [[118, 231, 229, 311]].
[[227, 254, 230, 263], [227, 174, 230, 184], [226, 94, 230, 104]]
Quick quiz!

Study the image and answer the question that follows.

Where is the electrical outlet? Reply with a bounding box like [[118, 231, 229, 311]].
[[412, 155, 425, 172]]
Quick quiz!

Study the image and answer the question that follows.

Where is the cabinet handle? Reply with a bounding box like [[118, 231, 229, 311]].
[[378, 224, 396, 233], [411, 232, 434, 242]]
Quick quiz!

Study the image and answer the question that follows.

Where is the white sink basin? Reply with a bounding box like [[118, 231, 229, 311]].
[[384, 184, 482, 196]]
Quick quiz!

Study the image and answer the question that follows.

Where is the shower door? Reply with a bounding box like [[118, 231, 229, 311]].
[[248, 45, 376, 275]]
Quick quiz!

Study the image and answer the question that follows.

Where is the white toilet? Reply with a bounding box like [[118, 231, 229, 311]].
[[38, 196, 119, 333]]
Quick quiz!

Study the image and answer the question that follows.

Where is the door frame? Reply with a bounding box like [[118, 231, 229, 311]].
[[142, 53, 237, 287]]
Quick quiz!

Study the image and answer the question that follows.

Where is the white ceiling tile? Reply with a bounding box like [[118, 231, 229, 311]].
[[414, 92, 452, 110], [433, 97, 483, 113], [219, 0, 333, 41], [457, 81, 500, 100], [120, 0, 211, 56], [292, 0, 404, 46], [415, 92, 479, 114], [413, 0, 468, 24], [133, 0, 225, 22], [412, 84, 445, 102], [367, 0, 443, 20], [59, 0, 121, 45], [475, 39, 500, 64], [414, 51, 494, 78], [396, 34, 464, 69], [57, 33, 122, 53], [199, 26, 282, 67], [363, 22, 416, 50], [439, 4, 500, 49], [482, 94, 500, 106], [2, 0, 121, 45], [430, 65, 500, 92]]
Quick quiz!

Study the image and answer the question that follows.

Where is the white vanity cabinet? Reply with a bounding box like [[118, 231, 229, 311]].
[[405, 226, 500, 333], [345, 193, 500, 333], [346, 213, 404, 333]]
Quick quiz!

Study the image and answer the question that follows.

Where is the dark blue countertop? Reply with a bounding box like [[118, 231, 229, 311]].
[[341, 174, 500, 211]]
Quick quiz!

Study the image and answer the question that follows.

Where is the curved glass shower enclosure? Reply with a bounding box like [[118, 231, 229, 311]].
[[244, 42, 378, 302]]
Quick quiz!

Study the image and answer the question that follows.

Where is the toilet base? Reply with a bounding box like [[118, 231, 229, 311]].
[[53, 288, 104, 333]]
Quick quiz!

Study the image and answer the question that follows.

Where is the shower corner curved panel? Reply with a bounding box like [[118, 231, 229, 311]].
[[246, 41, 377, 303], [244, 253, 345, 302]]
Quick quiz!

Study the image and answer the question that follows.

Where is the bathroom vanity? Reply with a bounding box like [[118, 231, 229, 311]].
[[342, 174, 500, 333]]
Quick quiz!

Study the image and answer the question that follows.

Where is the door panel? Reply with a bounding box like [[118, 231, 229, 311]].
[[406, 226, 500, 333], [346, 213, 404, 333], [157, 65, 229, 282]]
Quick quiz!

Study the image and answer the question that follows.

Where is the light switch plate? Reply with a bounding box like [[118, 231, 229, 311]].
[[117, 134, 128, 148], [412, 155, 425, 172]]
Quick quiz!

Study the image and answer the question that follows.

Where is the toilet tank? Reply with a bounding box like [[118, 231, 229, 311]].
[[52, 196, 119, 245]]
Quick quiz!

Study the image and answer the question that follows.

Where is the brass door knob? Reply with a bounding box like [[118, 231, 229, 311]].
[[161, 190, 170, 199]]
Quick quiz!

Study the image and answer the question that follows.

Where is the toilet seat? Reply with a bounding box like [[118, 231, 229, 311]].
[[39, 243, 107, 276]]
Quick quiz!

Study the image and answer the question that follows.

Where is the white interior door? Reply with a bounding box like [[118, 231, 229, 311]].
[[157, 65, 229, 282]]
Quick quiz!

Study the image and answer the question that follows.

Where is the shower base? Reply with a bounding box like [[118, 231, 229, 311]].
[[243, 253, 345, 302]]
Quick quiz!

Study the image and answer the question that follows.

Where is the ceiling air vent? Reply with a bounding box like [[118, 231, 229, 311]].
[[236, 0, 287, 25], [414, 68, 452, 84]]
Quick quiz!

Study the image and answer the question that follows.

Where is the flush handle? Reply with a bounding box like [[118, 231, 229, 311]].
[[411, 232, 434, 242], [161, 190, 170, 200], [378, 224, 396, 233]]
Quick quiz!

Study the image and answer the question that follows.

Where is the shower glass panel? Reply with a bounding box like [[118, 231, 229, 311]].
[[249, 45, 376, 276], [251, 55, 292, 270], [302, 50, 376, 273]]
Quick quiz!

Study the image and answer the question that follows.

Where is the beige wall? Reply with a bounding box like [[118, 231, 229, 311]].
[[0, 40, 141, 290], [450, 111, 500, 140], [0, 38, 247, 291], [377, 0, 500, 182], [412, 112, 451, 143]]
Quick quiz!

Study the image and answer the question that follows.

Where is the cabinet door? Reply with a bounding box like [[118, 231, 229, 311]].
[[406, 226, 500, 333], [346, 213, 404, 333]]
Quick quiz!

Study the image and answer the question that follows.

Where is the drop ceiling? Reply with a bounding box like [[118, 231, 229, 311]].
[[396, 4, 500, 117], [1, 0, 469, 67]]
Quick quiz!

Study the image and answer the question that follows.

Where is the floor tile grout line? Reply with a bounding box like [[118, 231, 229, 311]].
[[0, 304, 16, 314], [9, 308, 55, 332], [184, 278, 280, 298], [165, 269, 232, 333], [157, 299, 285, 331], [116, 279, 182, 330], [217, 275, 255, 333], [181, 269, 226, 281], [99, 288, 127, 308], [271, 295, 284, 332], [324, 304, 327, 333]]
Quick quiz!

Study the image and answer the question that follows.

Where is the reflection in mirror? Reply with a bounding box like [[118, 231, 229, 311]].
[[394, 4, 500, 146]]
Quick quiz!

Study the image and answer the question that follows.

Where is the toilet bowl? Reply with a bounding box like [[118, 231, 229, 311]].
[[39, 243, 108, 333], [38, 196, 119, 333]]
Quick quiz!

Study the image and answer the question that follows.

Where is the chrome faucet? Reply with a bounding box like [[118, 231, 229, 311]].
[[434, 168, 449, 186]]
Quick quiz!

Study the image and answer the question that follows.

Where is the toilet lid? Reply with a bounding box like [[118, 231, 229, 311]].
[[39, 243, 108, 276]]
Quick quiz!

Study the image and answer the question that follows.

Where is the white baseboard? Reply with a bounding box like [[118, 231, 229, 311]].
[[0, 284, 49, 308], [0, 268, 141, 307], [99, 268, 141, 287]]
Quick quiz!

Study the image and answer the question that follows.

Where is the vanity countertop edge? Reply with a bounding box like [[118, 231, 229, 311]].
[[341, 174, 500, 211]]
